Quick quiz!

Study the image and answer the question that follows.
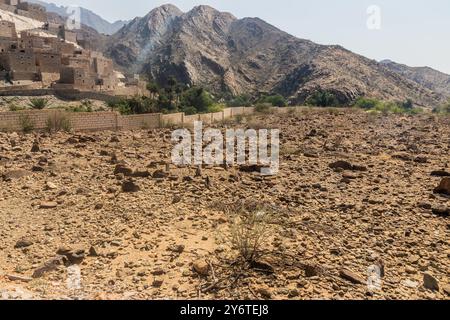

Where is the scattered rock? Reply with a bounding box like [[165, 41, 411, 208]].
[[255, 285, 272, 299], [431, 206, 449, 217], [192, 259, 210, 276], [434, 177, 450, 195], [168, 244, 185, 254], [152, 170, 169, 179], [6, 274, 33, 283], [443, 284, 450, 296], [121, 180, 140, 193], [423, 273, 439, 291], [14, 238, 33, 249], [2, 169, 32, 181], [39, 201, 58, 209], [431, 170, 450, 177], [32, 256, 67, 278], [152, 278, 164, 288], [339, 269, 365, 285], [329, 161, 367, 172], [114, 164, 133, 176], [31, 142, 40, 153]]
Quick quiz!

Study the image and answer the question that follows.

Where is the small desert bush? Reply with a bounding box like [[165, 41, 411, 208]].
[[258, 94, 287, 107], [229, 209, 273, 263], [29, 98, 49, 110], [355, 97, 423, 115], [433, 100, 450, 115], [255, 102, 273, 114], [19, 115, 35, 133], [46, 113, 71, 133], [8, 104, 25, 112]]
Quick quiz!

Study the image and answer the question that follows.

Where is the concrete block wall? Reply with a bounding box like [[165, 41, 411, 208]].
[[0, 107, 267, 132], [120, 113, 161, 130], [161, 112, 184, 126]]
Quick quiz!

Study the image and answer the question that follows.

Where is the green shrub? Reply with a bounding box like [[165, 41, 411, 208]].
[[259, 94, 287, 107], [183, 106, 198, 115], [306, 90, 339, 107], [354, 97, 381, 110], [227, 94, 252, 107], [9, 104, 24, 112], [180, 87, 214, 113], [255, 102, 273, 114], [433, 100, 450, 115], [355, 97, 423, 115], [29, 98, 49, 110], [19, 115, 34, 133], [207, 103, 225, 113]]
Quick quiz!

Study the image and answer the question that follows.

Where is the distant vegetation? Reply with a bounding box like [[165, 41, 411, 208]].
[[109, 77, 225, 115], [432, 100, 450, 115], [353, 97, 422, 114], [107, 76, 290, 115], [28, 98, 49, 110], [257, 94, 287, 107], [306, 90, 340, 107]]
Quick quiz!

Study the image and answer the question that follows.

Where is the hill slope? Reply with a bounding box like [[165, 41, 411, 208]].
[[381, 60, 450, 98], [29, 0, 128, 35], [106, 5, 445, 106]]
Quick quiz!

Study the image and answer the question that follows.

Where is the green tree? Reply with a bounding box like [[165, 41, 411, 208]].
[[180, 87, 214, 113], [306, 90, 339, 107]]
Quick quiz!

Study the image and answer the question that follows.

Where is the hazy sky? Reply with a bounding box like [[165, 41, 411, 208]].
[[48, 0, 450, 74]]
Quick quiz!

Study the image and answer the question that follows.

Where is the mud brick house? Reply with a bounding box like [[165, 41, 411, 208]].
[[0, 6, 135, 94], [0, 49, 38, 80]]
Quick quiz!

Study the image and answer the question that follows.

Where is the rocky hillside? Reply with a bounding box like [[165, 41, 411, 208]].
[[381, 60, 450, 98], [29, 0, 128, 35], [106, 5, 446, 107]]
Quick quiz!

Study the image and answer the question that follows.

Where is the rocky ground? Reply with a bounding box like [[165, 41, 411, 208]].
[[0, 108, 449, 300]]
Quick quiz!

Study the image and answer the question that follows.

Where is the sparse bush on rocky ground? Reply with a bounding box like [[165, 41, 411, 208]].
[[229, 209, 273, 263], [45, 113, 72, 133], [19, 115, 34, 133], [255, 102, 273, 114], [432, 100, 450, 115], [28, 98, 49, 110]]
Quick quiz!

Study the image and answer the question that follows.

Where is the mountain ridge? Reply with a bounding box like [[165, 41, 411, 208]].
[[106, 4, 446, 106]]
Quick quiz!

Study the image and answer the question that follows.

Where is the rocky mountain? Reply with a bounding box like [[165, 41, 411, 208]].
[[106, 4, 446, 106], [29, 0, 128, 35], [380, 60, 450, 98]]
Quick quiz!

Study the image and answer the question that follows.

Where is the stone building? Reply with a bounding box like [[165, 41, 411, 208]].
[[0, 11, 125, 93], [0, 20, 18, 39]]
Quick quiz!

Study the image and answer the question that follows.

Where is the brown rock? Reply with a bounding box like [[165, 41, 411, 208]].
[[121, 180, 140, 193], [15, 238, 33, 249], [255, 285, 272, 299], [423, 273, 439, 291], [339, 269, 365, 285], [114, 164, 134, 176], [39, 201, 58, 209], [434, 177, 450, 195], [193, 259, 210, 276], [32, 256, 67, 278], [2, 169, 32, 181]]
